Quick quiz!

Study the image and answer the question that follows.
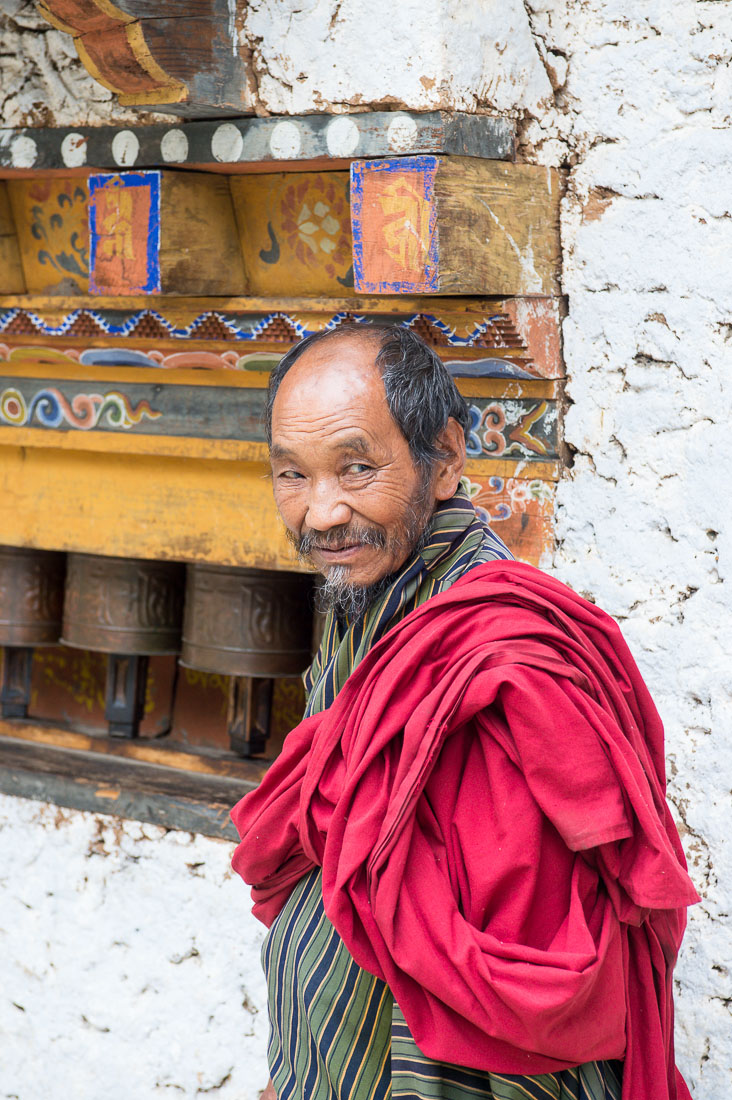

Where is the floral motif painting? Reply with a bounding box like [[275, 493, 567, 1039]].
[[461, 474, 555, 567], [230, 171, 355, 296]]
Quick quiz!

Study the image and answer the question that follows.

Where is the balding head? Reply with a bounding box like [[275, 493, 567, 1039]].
[[266, 324, 470, 474]]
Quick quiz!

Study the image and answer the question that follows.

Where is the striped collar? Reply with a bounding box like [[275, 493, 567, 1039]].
[[303, 487, 512, 716]]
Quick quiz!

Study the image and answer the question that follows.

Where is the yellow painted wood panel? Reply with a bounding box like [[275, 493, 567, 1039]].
[[7, 177, 89, 294], [0, 427, 268, 463], [0, 444, 302, 570], [0, 358, 557, 401], [230, 171, 355, 297], [0, 442, 556, 568], [0, 428, 558, 479], [0, 182, 26, 294]]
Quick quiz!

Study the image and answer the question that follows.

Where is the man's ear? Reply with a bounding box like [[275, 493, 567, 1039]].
[[433, 417, 467, 501]]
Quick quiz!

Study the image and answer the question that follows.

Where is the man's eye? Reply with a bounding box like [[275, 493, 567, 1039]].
[[278, 470, 304, 480], [344, 463, 371, 475]]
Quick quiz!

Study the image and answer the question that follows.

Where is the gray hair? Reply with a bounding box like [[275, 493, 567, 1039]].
[[265, 323, 470, 472]]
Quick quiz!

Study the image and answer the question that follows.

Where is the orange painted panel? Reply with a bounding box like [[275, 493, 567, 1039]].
[[461, 474, 555, 567], [351, 156, 439, 294], [89, 171, 159, 295]]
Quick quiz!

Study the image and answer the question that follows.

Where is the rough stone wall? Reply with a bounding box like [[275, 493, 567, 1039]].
[[1, 0, 731, 1096]]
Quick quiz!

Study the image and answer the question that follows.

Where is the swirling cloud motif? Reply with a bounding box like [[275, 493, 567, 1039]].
[[0, 386, 161, 430], [0, 388, 27, 425], [97, 392, 161, 428]]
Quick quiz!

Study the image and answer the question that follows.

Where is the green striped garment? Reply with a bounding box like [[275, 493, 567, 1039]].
[[261, 489, 623, 1100]]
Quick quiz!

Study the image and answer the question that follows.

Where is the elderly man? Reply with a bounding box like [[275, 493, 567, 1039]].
[[232, 325, 697, 1100]]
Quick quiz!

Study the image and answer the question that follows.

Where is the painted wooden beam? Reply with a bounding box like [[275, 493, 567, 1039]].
[[351, 156, 563, 296], [0, 349, 560, 570], [230, 171, 356, 297], [0, 718, 267, 782], [0, 373, 559, 463], [0, 294, 563, 377], [0, 114, 515, 174], [0, 183, 25, 294], [6, 177, 89, 294], [87, 170, 246, 295], [37, 0, 251, 118], [0, 733, 249, 839], [0, 293, 561, 568]]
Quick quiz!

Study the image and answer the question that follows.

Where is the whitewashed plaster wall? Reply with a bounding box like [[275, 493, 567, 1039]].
[[522, 4, 732, 1097], [1, 0, 731, 1097], [0, 793, 270, 1100]]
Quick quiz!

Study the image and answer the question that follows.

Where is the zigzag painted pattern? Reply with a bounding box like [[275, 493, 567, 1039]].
[[0, 308, 509, 347]]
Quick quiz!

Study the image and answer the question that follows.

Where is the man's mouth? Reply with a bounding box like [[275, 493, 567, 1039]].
[[313, 543, 367, 562]]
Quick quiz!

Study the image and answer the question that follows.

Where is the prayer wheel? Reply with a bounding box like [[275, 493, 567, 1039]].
[[0, 546, 66, 719], [61, 553, 185, 738], [181, 565, 312, 756]]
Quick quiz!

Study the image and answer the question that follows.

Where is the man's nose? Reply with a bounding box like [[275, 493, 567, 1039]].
[[304, 480, 352, 531]]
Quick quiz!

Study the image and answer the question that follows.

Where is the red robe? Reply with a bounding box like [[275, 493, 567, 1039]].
[[232, 561, 698, 1099]]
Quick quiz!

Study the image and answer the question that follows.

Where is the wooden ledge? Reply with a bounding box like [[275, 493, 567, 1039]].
[[0, 722, 266, 840]]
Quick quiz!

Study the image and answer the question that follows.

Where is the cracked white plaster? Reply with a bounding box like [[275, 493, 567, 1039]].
[[242, 0, 553, 115], [518, 3, 732, 1096], [0, 795, 270, 1100]]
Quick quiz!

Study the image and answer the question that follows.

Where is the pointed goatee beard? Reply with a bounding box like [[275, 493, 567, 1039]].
[[286, 495, 433, 620]]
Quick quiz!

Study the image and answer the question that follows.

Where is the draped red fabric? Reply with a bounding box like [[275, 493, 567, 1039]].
[[231, 561, 698, 1100]]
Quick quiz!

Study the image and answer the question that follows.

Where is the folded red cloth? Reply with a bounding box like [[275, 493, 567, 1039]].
[[232, 560, 698, 1100]]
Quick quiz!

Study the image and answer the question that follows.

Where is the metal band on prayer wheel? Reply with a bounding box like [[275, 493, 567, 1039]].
[[0, 546, 66, 646], [61, 553, 185, 655], [181, 565, 312, 677]]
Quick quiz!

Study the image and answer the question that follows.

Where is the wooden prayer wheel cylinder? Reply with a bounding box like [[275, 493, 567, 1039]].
[[61, 553, 185, 738], [181, 565, 312, 756], [0, 546, 66, 719]]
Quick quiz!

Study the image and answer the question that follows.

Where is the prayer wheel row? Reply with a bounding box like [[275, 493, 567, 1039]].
[[0, 547, 313, 755]]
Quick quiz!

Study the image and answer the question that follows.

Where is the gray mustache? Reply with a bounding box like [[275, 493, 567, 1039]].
[[296, 525, 387, 554]]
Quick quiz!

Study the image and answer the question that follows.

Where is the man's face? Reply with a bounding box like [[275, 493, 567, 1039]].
[[270, 336, 434, 595]]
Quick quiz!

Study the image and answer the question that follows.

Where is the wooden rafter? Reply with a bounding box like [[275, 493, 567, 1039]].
[[38, 0, 187, 105]]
